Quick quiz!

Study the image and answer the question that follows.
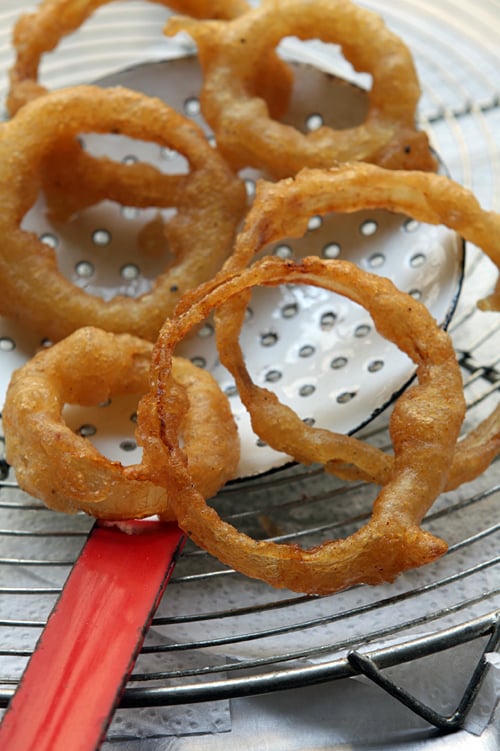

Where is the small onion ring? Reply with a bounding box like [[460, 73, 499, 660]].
[[7, 0, 292, 120], [0, 84, 246, 342], [208, 164, 500, 489], [165, 0, 437, 177], [2, 327, 239, 520], [141, 255, 465, 594]]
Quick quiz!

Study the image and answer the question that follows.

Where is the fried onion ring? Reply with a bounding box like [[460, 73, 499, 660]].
[[165, 0, 437, 177], [6, 0, 290, 222], [7, 0, 292, 119], [2, 327, 239, 520], [0, 84, 246, 342], [138, 255, 465, 594], [209, 164, 500, 490]]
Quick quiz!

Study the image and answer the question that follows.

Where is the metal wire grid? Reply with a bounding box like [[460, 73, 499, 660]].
[[0, 0, 499, 737], [0, 298, 499, 732]]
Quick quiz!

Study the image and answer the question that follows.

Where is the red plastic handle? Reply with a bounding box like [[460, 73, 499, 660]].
[[0, 520, 185, 751]]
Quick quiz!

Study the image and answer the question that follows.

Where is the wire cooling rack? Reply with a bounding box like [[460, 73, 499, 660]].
[[0, 0, 499, 745]]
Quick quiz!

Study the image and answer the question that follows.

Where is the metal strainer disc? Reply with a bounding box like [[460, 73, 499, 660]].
[[0, 55, 464, 479]]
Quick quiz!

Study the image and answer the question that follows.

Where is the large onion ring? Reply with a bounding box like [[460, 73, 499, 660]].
[[140, 255, 465, 594], [2, 327, 239, 520], [165, 0, 437, 177], [7, 0, 292, 120], [0, 84, 246, 342], [209, 164, 500, 489]]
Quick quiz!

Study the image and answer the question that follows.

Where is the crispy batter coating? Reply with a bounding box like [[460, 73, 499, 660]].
[[3, 327, 239, 519], [0, 84, 246, 341], [165, 0, 437, 176]]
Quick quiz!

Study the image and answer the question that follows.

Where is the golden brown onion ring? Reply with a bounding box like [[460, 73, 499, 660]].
[[7, 0, 292, 119], [165, 0, 437, 177], [140, 255, 465, 594], [0, 84, 246, 342], [213, 163, 500, 305], [2, 327, 239, 520], [208, 164, 500, 489]]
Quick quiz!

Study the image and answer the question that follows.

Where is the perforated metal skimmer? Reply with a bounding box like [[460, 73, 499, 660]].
[[0, 0, 499, 745]]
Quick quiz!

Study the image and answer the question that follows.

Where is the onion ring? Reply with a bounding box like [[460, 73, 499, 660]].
[[140, 255, 465, 594], [0, 84, 246, 342], [199, 162, 500, 307], [7, 0, 292, 119], [2, 327, 239, 520], [207, 164, 500, 490], [165, 0, 438, 177]]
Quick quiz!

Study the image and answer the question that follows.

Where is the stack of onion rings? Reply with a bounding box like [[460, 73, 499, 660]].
[[0, 84, 246, 342], [1, 0, 499, 596], [2, 327, 239, 520], [165, 0, 438, 177], [139, 254, 465, 594]]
